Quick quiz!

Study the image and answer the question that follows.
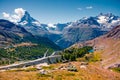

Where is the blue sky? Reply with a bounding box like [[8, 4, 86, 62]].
[[0, 0, 120, 24]]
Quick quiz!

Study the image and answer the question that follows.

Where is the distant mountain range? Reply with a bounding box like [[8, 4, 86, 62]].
[[3, 10, 120, 48], [0, 19, 60, 50]]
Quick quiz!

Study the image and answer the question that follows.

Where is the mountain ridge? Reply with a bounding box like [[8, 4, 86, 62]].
[[3, 9, 120, 48], [0, 19, 60, 50], [17, 11, 120, 48]]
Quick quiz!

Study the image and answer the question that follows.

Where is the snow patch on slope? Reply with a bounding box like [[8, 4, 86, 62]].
[[19, 20, 28, 25], [112, 19, 120, 24], [32, 21, 41, 26], [97, 16, 108, 23]]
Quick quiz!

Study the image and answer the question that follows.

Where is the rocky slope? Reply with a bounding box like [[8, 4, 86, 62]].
[[71, 25, 120, 68], [0, 19, 31, 47]]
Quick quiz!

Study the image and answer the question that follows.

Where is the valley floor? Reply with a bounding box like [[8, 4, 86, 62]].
[[0, 61, 120, 80]]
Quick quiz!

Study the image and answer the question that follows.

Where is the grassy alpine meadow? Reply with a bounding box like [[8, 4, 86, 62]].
[[0, 61, 120, 80]]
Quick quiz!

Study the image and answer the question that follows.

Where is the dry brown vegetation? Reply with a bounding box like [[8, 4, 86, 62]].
[[0, 62, 120, 80], [13, 42, 37, 47]]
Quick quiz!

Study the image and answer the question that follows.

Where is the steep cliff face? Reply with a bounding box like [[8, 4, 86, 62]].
[[106, 25, 120, 39]]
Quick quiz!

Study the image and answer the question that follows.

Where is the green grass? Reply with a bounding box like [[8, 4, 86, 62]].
[[37, 73, 52, 77], [111, 67, 120, 73], [42, 65, 54, 70], [0, 45, 54, 65], [23, 67, 38, 72], [7, 69, 24, 72], [84, 52, 101, 62], [7, 67, 38, 72], [74, 79, 80, 80], [65, 73, 75, 76]]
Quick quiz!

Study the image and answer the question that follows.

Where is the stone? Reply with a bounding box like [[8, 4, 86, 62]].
[[80, 65, 87, 69], [80, 62, 88, 65], [39, 69, 48, 75]]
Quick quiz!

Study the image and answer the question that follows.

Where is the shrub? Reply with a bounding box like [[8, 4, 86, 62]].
[[84, 53, 101, 62], [42, 65, 54, 70], [37, 73, 52, 77], [111, 67, 120, 73], [61, 46, 93, 62], [24, 67, 37, 72]]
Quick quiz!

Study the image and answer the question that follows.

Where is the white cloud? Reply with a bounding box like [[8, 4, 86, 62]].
[[2, 12, 18, 23], [2, 12, 10, 18], [11, 14, 19, 20], [86, 6, 93, 9], [77, 8, 82, 10], [77, 6, 93, 11], [2, 8, 25, 23], [14, 8, 25, 18]]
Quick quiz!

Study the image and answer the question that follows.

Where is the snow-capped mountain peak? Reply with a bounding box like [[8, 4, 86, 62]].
[[96, 13, 120, 29], [17, 10, 49, 36], [20, 11, 35, 22], [97, 13, 120, 22], [97, 15, 108, 23], [18, 11, 41, 26]]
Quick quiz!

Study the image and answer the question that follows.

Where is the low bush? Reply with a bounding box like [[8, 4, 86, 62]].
[[37, 73, 52, 77], [42, 65, 54, 70], [24, 67, 37, 72], [111, 67, 120, 73]]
